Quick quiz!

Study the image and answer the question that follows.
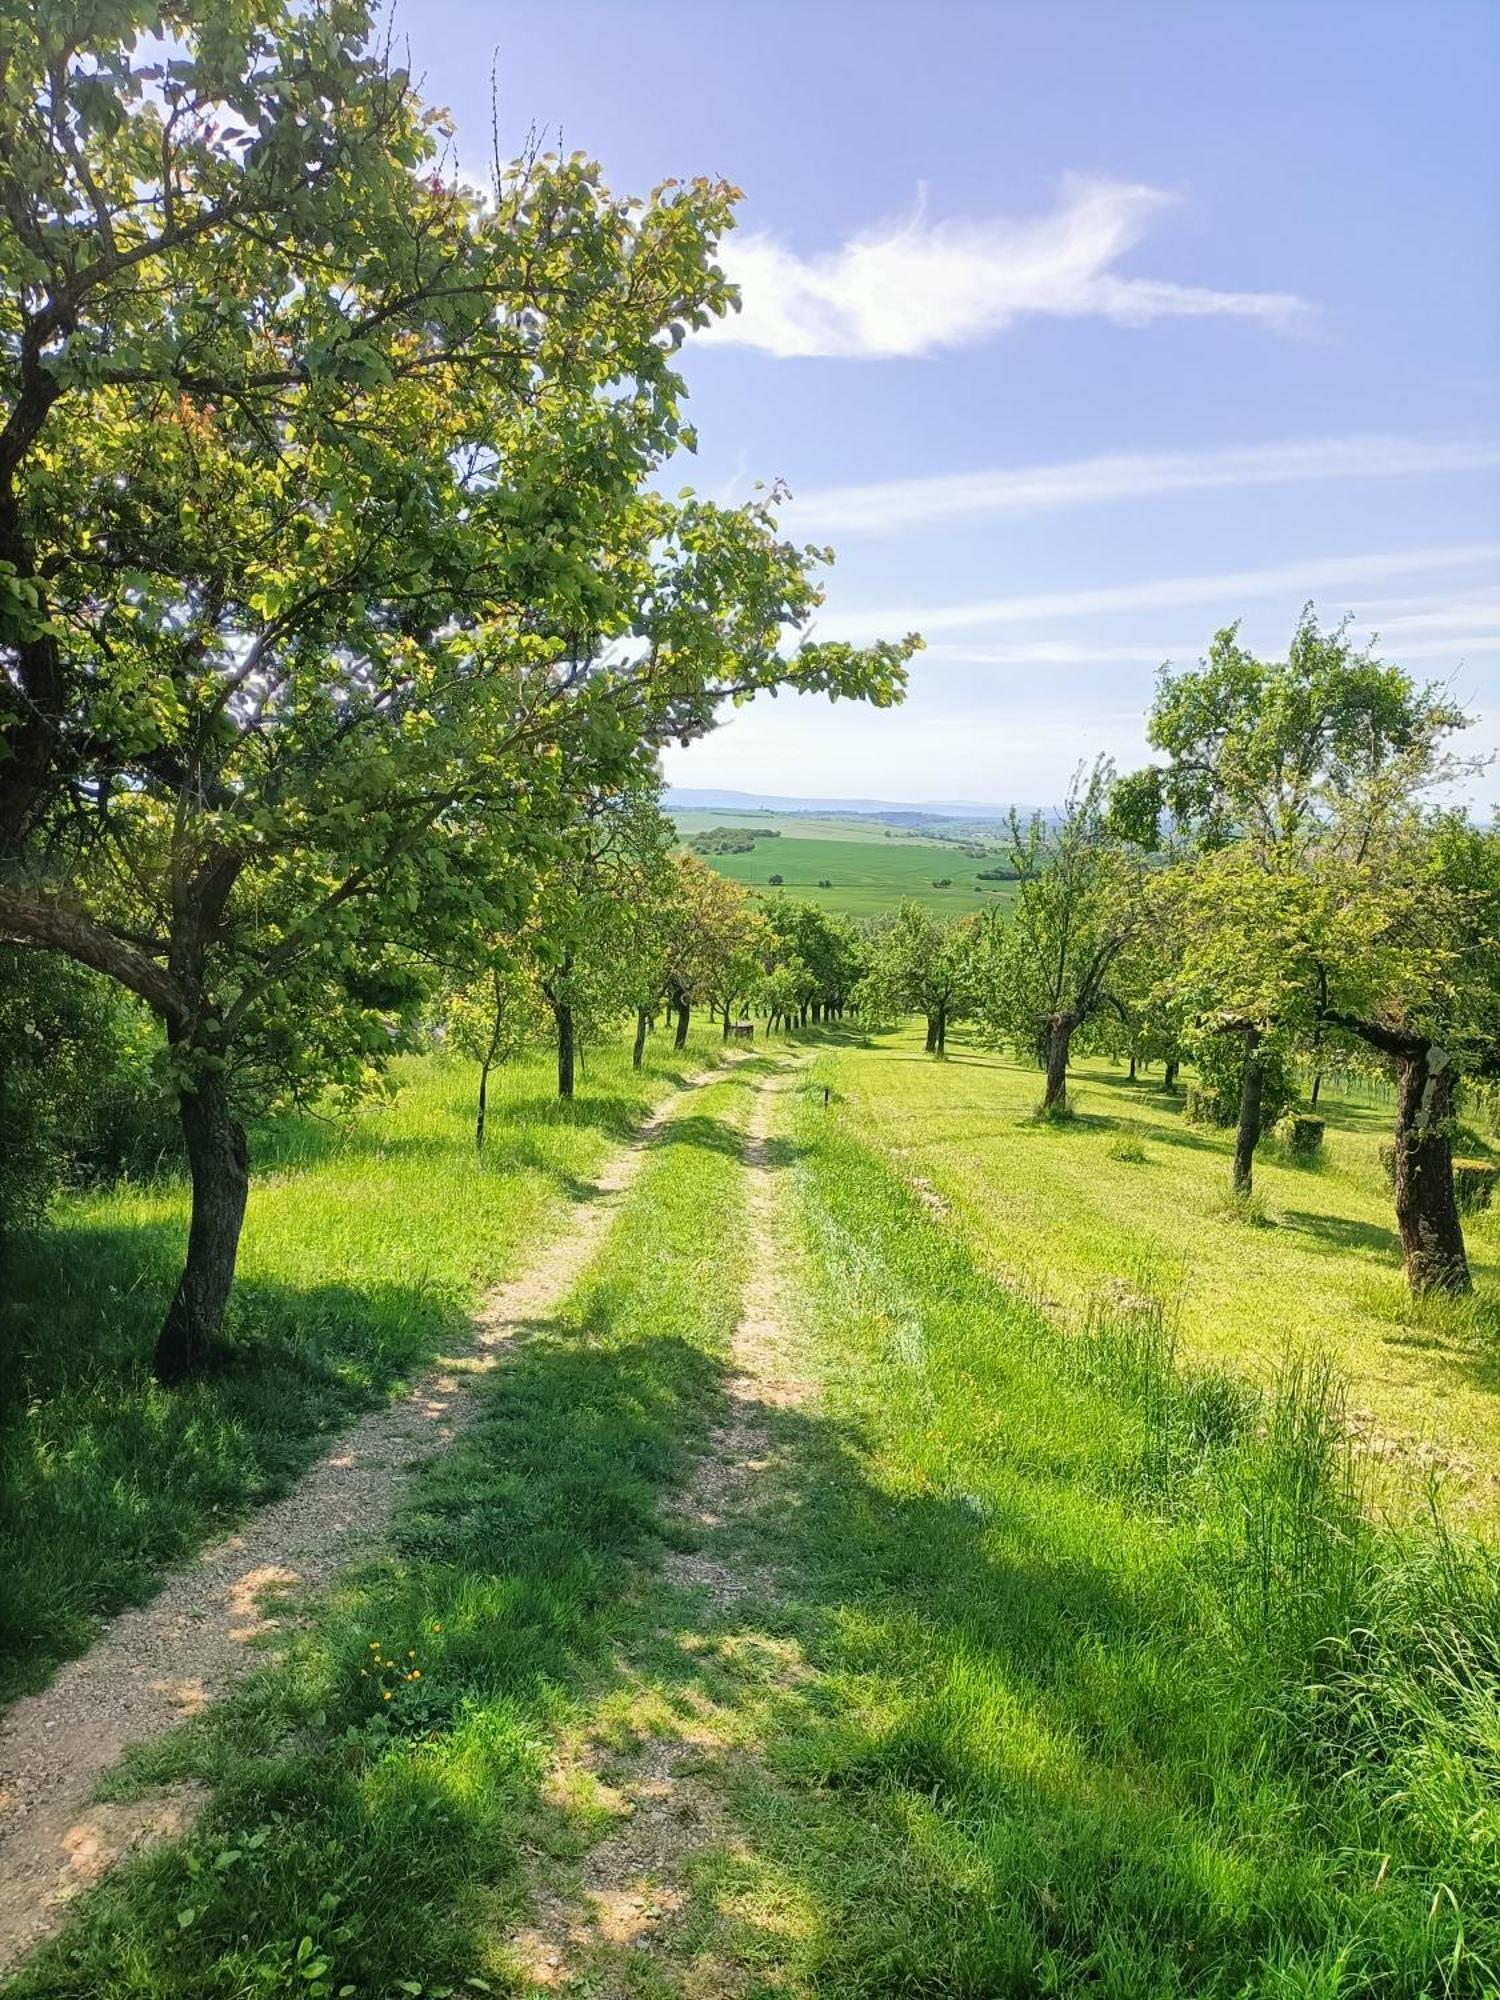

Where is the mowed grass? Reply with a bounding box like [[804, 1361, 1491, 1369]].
[[672, 813, 1019, 920], [0, 1025, 724, 1707], [818, 1025, 1500, 1520], [8, 1066, 762, 2000], [644, 1092, 1497, 1996]]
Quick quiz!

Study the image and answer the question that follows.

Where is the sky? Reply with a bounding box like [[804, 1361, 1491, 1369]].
[[407, 0, 1500, 809]]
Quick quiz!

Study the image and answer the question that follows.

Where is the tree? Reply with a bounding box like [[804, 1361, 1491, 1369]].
[[649, 855, 763, 1052], [973, 762, 1144, 1109], [527, 788, 673, 1099], [1123, 612, 1472, 1201], [444, 957, 546, 1149], [761, 899, 864, 1026], [0, 8, 915, 1379], [1313, 814, 1500, 1293], [862, 902, 974, 1053]]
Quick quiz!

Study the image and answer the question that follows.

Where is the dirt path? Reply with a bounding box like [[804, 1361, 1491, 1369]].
[[0, 1059, 734, 1981], [509, 1060, 816, 1995]]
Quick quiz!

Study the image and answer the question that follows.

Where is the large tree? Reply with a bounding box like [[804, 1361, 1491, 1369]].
[[1122, 613, 1472, 1204], [0, 5, 914, 1378]]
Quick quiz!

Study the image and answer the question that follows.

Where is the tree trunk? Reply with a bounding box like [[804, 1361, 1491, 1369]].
[[673, 997, 690, 1051], [1042, 1014, 1074, 1111], [555, 1001, 575, 1099], [1231, 1034, 1263, 1195], [153, 1064, 249, 1384], [1310, 1069, 1322, 1107], [1392, 1050, 1470, 1293], [1128, 1054, 1137, 1081], [1163, 1059, 1179, 1091], [925, 1014, 938, 1053], [936, 1002, 947, 1053], [632, 1007, 649, 1071], [476, 980, 505, 1149]]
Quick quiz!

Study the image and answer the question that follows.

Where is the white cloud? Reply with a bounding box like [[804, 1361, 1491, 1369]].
[[814, 543, 1500, 642], [704, 177, 1308, 360], [783, 436, 1500, 535]]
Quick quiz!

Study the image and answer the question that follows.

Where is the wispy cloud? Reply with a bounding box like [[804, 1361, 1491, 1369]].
[[783, 437, 1500, 535], [817, 544, 1500, 642], [705, 177, 1309, 360]]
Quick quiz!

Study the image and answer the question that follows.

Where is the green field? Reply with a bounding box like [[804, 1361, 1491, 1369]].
[[10, 1031, 1497, 1997], [670, 809, 1019, 919], [819, 1024, 1500, 1520]]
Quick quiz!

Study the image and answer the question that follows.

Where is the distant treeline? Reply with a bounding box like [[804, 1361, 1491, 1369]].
[[691, 827, 783, 855]]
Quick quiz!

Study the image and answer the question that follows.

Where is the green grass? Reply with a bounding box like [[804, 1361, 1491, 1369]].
[[0, 1025, 724, 1707], [817, 1024, 1500, 1521], [7, 1065, 763, 2000], [637, 1093, 1498, 1996], [8, 1039, 1499, 1997], [670, 812, 1020, 920]]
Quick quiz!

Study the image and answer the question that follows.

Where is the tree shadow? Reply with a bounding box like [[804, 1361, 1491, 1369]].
[[0, 1215, 480, 1706], [1281, 1209, 1401, 1262]]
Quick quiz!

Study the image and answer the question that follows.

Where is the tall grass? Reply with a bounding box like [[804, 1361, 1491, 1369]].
[[743, 1096, 1500, 1996]]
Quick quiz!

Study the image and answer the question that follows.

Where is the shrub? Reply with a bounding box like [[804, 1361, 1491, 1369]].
[[1454, 1159, 1496, 1214], [767, 873, 783, 886], [1278, 1114, 1326, 1162], [0, 949, 174, 1234], [1107, 1133, 1147, 1164]]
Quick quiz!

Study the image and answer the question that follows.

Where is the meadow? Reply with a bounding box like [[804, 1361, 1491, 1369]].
[[821, 1024, 1500, 1520], [670, 808, 1021, 920], [7, 1032, 1497, 1998]]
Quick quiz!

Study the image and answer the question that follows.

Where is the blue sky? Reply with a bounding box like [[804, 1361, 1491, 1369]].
[[411, 0, 1500, 808]]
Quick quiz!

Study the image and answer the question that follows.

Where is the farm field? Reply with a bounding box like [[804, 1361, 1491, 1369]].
[[5, 1034, 1495, 1997], [669, 809, 1020, 919], [817, 1024, 1500, 1519]]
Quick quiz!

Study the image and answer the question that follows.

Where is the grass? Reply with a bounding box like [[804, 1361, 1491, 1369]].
[[641, 1096, 1498, 1996], [670, 812, 1021, 920], [817, 1024, 1500, 1521], [7, 1064, 763, 2000], [0, 1024, 724, 1707], [7, 1039, 1499, 1997]]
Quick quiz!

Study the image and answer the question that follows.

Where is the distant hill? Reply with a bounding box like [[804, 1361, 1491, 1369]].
[[664, 786, 1022, 822]]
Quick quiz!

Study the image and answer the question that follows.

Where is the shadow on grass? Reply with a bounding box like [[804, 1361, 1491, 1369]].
[[8, 1256, 1482, 1998], [1282, 1208, 1401, 1261], [0, 1230, 479, 1705]]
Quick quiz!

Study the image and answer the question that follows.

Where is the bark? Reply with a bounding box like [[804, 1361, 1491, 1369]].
[[925, 1014, 938, 1053], [935, 1002, 947, 1054], [1392, 1052, 1470, 1293], [1231, 1033, 1264, 1195], [673, 994, 690, 1050], [1042, 1013, 1076, 1111], [632, 1006, 649, 1071], [1128, 1054, 1137, 1082], [153, 1064, 249, 1384], [1163, 1059, 1179, 1091], [555, 1000, 575, 1099], [1310, 1070, 1322, 1107]]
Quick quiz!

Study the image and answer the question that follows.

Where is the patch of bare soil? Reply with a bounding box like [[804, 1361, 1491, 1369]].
[[0, 1062, 729, 1982], [508, 1066, 815, 1996]]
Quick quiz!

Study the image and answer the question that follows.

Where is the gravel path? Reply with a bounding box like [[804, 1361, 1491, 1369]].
[[0, 1061, 730, 1981], [510, 1061, 816, 1994]]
